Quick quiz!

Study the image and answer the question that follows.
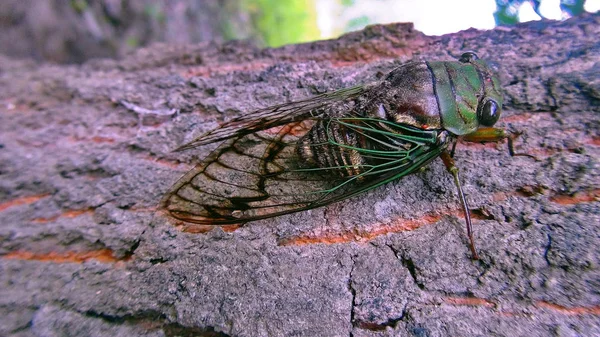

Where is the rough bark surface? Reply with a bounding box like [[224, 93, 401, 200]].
[[1, 13, 599, 337], [0, 0, 247, 64]]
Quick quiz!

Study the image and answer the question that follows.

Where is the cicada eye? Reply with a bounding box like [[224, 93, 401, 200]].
[[478, 99, 500, 127], [459, 52, 479, 63]]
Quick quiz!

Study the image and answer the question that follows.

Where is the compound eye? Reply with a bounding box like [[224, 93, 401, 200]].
[[478, 99, 500, 126], [459, 52, 479, 63]]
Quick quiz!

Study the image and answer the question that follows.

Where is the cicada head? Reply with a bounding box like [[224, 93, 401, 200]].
[[428, 52, 504, 136], [462, 52, 504, 128]]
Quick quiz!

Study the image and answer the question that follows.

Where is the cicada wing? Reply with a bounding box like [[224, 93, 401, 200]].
[[162, 116, 449, 225], [175, 85, 366, 151]]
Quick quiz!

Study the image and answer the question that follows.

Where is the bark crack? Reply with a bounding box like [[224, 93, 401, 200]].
[[543, 231, 553, 266], [347, 254, 357, 337], [386, 244, 425, 290]]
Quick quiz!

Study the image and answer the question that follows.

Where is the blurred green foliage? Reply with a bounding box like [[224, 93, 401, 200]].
[[494, 0, 587, 25], [240, 0, 321, 47], [143, 3, 166, 23], [345, 15, 370, 32], [70, 0, 88, 13]]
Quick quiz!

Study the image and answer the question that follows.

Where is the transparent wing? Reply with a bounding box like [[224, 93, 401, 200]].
[[162, 115, 448, 225], [175, 85, 366, 151]]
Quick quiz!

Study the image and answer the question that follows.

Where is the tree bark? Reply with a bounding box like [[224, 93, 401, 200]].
[[1, 13, 599, 337]]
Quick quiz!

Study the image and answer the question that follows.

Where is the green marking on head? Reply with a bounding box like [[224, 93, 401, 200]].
[[427, 52, 504, 136]]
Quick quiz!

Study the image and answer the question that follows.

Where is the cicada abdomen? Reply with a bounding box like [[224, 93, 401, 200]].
[[296, 117, 445, 179], [296, 119, 368, 178]]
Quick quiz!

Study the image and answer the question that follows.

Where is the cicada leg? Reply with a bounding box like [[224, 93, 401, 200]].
[[462, 127, 538, 160], [440, 151, 479, 260], [449, 139, 458, 158]]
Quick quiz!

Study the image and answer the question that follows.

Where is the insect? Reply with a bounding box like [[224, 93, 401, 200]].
[[162, 52, 520, 260]]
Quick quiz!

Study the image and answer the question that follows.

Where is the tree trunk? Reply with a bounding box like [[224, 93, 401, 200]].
[[1, 13, 599, 337]]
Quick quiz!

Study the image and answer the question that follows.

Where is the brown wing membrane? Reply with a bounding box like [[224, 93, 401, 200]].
[[162, 115, 447, 225], [174, 85, 366, 151], [164, 120, 326, 223]]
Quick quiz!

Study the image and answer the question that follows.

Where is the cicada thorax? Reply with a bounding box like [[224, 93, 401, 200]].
[[379, 61, 444, 130]]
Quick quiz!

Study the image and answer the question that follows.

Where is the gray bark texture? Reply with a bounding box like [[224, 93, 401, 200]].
[[1, 13, 599, 337]]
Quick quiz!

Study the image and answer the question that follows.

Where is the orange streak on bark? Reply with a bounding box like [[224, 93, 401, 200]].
[[67, 136, 117, 144], [328, 60, 360, 68], [444, 297, 496, 308], [550, 189, 600, 205], [587, 136, 600, 146], [536, 301, 600, 315], [180, 223, 242, 234], [141, 155, 191, 170], [494, 187, 599, 207], [2, 249, 125, 264], [31, 209, 93, 223], [91, 136, 116, 143], [0, 194, 50, 212], [279, 213, 446, 246], [31, 206, 154, 224]]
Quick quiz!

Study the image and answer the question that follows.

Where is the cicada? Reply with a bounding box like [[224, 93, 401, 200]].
[[162, 52, 517, 260]]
